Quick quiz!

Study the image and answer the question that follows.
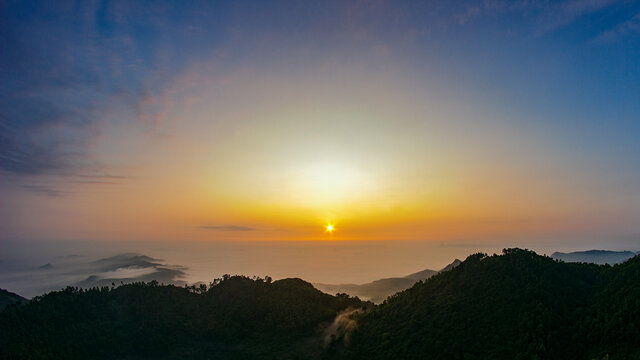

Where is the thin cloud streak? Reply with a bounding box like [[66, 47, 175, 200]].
[[19, 185, 72, 197], [201, 225, 258, 231]]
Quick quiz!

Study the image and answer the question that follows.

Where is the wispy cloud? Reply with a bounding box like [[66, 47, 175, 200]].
[[594, 12, 640, 42], [201, 225, 257, 231], [71, 174, 130, 185], [534, 0, 618, 36], [13, 174, 128, 196], [0, 1, 203, 178], [20, 185, 72, 197]]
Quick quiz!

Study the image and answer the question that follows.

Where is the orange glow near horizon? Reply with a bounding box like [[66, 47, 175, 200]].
[[3, 62, 634, 245]]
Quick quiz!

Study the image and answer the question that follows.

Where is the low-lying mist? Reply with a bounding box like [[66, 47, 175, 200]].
[[0, 252, 186, 298], [2, 237, 636, 298]]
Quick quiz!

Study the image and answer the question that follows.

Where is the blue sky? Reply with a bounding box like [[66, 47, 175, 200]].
[[2, 0, 640, 246]]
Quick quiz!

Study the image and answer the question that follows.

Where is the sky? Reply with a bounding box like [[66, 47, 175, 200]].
[[2, 0, 640, 292]]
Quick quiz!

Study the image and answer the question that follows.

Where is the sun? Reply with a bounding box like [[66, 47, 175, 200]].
[[325, 223, 335, 233]]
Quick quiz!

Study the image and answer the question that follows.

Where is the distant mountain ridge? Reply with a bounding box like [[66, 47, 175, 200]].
[[552, 250, 639, 265], [314, 259, 461, 303]]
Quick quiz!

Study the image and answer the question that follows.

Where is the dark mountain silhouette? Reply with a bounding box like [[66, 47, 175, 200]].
[[0, 276, 367, 359], [3, 250, 640, 359], [327, 249, 640, 360], [315, 259, 461, 303], [0, 289, 27, 311], [552, 249, 639, 265], [438, 258, 462, 272], [403, 268, 438, 281]]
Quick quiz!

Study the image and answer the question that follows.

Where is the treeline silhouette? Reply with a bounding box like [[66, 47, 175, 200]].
[[2, 249, 639, 359], [0, 275, 365, 359]]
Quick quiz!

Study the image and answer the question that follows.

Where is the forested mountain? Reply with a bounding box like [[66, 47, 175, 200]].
[[0, 276, 366, 359], [314, 259, 461, 303], [552, 250, 638, 265], [2, 250, 639, 359], [329, 249, 640, 360], [0, 289, 26, 311]]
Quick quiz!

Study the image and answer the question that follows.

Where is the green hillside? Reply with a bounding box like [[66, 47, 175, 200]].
[[329, 249, 639, 360]]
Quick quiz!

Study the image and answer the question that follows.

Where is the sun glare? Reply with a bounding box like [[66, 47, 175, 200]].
[[325, 223, 335, 233]]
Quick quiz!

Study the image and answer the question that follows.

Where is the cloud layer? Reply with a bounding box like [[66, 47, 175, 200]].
[[0, 253, 187, 298]]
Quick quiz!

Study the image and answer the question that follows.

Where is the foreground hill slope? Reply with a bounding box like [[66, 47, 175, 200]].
[[0, 276, 365, 360], [0, 289, 27, 311], [330, 249, 640, 360], [578, 253, 640, 357]]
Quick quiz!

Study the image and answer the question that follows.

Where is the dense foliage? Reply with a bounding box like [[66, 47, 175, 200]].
[[2, 249, 639, 359], [329, 249, 640, 360], [0, 276, 365, 359]]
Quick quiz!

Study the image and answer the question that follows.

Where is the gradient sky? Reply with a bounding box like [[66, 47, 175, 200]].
[[2, 0, 640, 250]]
